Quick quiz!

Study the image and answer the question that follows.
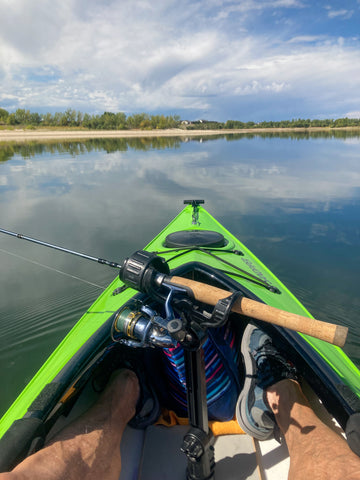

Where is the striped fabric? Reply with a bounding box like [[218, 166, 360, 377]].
[[161, 324, 241, 421]]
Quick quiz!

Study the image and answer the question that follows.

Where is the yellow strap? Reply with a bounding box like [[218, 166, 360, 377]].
[[155, 408, 245, 436]]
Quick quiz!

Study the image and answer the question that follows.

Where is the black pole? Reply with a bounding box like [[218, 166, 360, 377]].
[[185, 349, 209, 432], [0, 227, 122, 269], [181, 345, 215, 480]]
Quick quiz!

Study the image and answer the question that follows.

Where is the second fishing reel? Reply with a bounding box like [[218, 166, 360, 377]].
[[111, 300, 184, 348]]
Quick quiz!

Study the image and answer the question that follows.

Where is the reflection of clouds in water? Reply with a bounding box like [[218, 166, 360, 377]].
[[1, 139, 360, 225], [310, 223, 330, 237], [343, 138, 360, 145]]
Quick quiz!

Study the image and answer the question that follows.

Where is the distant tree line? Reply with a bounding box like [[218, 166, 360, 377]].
[[189, 118, 360, 129], [0, 107, 359, 130], [223, 118, 360, 129], [0, 108, 181, 130]]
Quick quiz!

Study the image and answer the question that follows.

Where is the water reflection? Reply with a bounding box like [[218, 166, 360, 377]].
[[1, 128, 360, 163], [1, 133, 360, 216]]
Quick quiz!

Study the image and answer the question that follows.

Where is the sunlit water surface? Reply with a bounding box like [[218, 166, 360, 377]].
[[0, 132, 359, 417]]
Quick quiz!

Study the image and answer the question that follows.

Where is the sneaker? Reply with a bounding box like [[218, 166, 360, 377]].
[[236, 323, 297, 440]]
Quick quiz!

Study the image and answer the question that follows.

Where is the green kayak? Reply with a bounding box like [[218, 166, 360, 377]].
[[0, 200, 359, 476]]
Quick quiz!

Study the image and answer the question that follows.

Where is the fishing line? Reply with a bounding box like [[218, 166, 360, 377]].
[[0, 247, 106, 289]]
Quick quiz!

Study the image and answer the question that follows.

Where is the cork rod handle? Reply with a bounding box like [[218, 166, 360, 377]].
[[170, 276, 348, 347]]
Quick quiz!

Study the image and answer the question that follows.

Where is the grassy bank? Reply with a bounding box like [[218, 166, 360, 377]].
[[1, 125, 360, 142]]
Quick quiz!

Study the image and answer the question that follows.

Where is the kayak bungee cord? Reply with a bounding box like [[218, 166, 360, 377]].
[[155, 246, 280, 293]]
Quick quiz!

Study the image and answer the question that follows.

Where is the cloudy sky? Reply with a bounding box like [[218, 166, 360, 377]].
[[1, 0, 359, 121]]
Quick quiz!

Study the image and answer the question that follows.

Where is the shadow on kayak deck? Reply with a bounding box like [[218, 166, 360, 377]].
[[47, 379, 291, 480]]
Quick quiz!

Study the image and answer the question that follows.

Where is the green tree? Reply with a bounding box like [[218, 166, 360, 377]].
[[157, 115, 168, 129], [7, 113, 16, 125], [76, 111, 83, 127], [82, 113, 92, 128], [115, 112, 126, 129], [14, 109, 31, 124], [99, 112, 117, 129], [59, 108, 77, 127], [0, 108, 9, 124], [42, 112, 54, 126], [127, 113, 149, 129], [53, 112, 63, 126], [30, 112, 42, 125]]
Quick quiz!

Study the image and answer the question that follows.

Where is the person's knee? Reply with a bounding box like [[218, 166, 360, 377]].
[[0, 473, 18, 480]]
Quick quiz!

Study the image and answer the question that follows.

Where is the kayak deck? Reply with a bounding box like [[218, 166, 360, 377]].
[[119, 426, 285, 480]]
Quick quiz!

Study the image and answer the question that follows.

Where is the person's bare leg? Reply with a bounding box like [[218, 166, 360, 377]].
[[3, 369, 139, 480], [267, 379, 360, 480]]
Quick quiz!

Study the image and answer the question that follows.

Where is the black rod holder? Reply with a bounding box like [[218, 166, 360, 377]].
[[181, 347, 215, 480]]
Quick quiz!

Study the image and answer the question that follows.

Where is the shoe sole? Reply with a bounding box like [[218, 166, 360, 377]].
[[236, 323, 274, 441]]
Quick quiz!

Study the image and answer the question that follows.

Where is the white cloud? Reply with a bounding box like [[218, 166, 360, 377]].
[[288, 35, 326, 43], [0, 0, 360, 118], [346, 111, 360, 118], [212, 0, 305, 20], [326, 8, 354, 20]]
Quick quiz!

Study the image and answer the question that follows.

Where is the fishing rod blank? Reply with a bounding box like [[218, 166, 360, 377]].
[[0, 227, 122, 269]]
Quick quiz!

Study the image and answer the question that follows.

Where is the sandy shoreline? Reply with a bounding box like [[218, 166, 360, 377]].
[[0, 126, 359, 142]]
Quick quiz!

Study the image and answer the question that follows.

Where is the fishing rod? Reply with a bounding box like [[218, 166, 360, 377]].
[[0, 227, 122, 269], [0, 227, 348, 346]]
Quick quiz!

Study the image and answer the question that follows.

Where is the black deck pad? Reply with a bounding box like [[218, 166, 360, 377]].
[[165, 230, 226, 248]]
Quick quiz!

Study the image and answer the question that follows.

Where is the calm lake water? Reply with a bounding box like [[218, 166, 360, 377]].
[[0, 131, 359, 417]]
